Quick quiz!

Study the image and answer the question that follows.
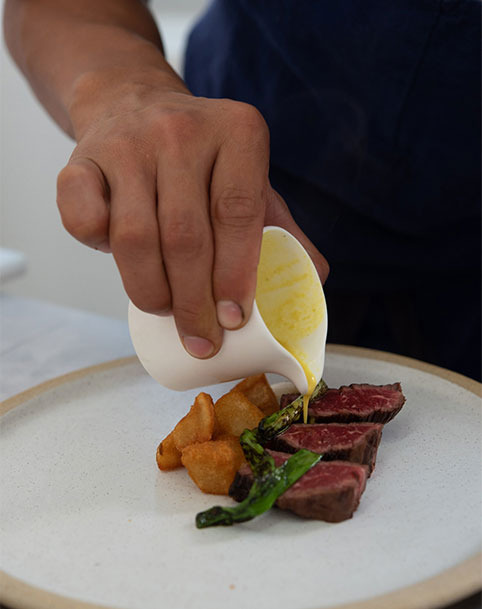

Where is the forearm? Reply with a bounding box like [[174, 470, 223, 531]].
[[3, 0, 187, 137]]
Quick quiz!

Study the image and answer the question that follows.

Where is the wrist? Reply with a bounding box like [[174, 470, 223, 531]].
[[67, 55, 190, 140]]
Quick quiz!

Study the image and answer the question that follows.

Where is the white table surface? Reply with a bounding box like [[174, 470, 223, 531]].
[[0, 295, 480, 609], [0, 295, 134, 401]]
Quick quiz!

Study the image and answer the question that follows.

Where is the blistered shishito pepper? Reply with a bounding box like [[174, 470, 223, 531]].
[[257, 378, 328, 442]]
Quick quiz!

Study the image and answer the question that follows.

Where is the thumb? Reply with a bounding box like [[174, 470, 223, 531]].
[[57, 156, 111, 253], [265, 187, 330, 283]]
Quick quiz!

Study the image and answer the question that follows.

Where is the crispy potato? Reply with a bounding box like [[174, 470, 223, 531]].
[[156, 432, 182, 471], [213, 389, 264, 437], [181, 439, 245, 495], [234, 373, 279, 416], [215, 434, 247, 466], [172, 392, 215, 451]]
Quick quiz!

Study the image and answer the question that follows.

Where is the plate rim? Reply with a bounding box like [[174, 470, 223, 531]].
[[1, 345, 481, 609]]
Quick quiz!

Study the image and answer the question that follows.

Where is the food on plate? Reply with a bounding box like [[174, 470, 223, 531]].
[[215, 434, 247, 465], [196, 444, 321, 528], [256, 378, 328, 443], [156, 392, 215, 472], [213, 389, 264, 437], [233, 374, 279, 416], [181, 439, 246, 495], [172, 392, 215, 451], [280, 382, 405, 424], [156, 432, 182, 471], [269, 422, 383, 475], [155, 373, 406, 528], [229, 451, 369, 523], [155, 378, 271, 491], [239, 428, 276, 478]]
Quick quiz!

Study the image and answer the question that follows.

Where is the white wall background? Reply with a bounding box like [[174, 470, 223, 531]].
[[1, 0, 209, 319]]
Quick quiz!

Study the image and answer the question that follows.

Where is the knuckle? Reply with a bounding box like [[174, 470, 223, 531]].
[[163, 218, 207, 259], [172, 301, 204, 327], [57, 163, 109, 243], [214, 188, 261, 228], [57, 163, 89, 196], [151, 111, 200, 162], [226, 102, 268, 141], [61, 214, 107, 243], [111, 221, 152, 252]]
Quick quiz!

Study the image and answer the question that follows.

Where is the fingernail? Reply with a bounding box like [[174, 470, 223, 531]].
[[216, 300, 243, 330], [183, 336, 215, 359]]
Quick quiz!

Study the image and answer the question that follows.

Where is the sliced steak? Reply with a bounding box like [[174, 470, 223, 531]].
[[229, 451, 369, 523], [279, 392, 302, 409], [270, 422, 382, 475], [280, 383, 405, 424]]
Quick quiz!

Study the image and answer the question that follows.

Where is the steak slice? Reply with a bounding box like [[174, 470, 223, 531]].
[[229, 451, 369, 523], [270, 422, 382, 475], [279, 392, 303, 409], [280, 382, 405, 424]]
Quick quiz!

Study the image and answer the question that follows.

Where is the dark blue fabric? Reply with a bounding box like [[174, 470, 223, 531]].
[[184, 1, 481, 378]]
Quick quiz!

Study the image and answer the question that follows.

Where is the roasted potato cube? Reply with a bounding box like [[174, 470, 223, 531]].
[[234, 373, 279, 415], [172, 392, 215, 451], [213, 389, 264, 437], [215, 434, 246, 466], [181, 439, 245, 495], [156, 432, 182, 471]]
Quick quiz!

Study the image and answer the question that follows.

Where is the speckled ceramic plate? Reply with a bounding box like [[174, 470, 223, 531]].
[[1, 346, 480, 609]]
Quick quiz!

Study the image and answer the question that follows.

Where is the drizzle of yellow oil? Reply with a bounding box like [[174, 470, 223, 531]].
[[301, 363, 317, 424], [256, 231, 324, 422]]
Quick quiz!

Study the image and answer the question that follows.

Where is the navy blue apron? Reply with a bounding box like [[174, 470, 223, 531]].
[[184, 0, 481, 379]]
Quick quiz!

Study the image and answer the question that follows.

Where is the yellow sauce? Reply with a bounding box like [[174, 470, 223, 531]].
[[256, 231, 324, 423], [301, 364, 317, 425]]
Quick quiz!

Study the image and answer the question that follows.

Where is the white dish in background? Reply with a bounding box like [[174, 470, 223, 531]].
[[0, 346, 480, 609], [0, 248, 27, 284]]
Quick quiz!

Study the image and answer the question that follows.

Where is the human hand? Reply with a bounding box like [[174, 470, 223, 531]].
[[57, 69, 329, 358]]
